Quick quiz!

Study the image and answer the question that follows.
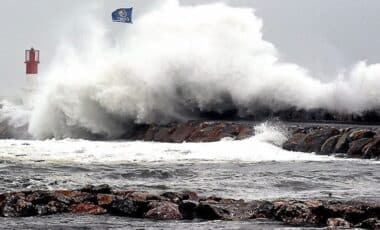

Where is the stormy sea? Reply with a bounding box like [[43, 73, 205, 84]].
[[1, 0, 380, 229], [0, 131, 379, 229]]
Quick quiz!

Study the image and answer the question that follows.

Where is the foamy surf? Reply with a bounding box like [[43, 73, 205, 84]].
[[0, 124, 334, 164]]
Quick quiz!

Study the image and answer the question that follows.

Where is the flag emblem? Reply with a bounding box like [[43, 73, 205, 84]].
[[112, 8, 133, 23]]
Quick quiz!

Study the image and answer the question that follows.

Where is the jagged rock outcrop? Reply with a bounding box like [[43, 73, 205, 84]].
[[0, 185, 379, 229], [283, 126, 380, 159]]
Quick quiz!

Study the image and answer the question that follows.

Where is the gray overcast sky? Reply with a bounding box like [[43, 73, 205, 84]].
[[1, 0, 380, 95]]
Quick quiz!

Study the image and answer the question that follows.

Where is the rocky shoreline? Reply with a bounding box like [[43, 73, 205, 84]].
[[126, 120, 380, 159], [0, 185, 379, 229], [283, 125, 380, 159]]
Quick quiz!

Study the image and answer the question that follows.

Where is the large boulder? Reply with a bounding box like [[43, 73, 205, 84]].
[[347, 138, 373, 158], [196, 199, 271, 221], [179, 200, 199, 219], [362, 137, 380, 159], [320, 135, 341, 155], [349, 129, 376, 141], [327, 218, 352, 228], [334, 130, 351, 153], [283, 132, 307, 152], [109, 197, 148, 217], [80, 184, 112, 194], [70, 202, 106, 215], [283, 127, 340, 153], [144, 201, 182, 220], [273, 200, 323, 226]]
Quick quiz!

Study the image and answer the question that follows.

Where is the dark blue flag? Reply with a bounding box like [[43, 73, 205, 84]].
[[112, 8, 133, 23]]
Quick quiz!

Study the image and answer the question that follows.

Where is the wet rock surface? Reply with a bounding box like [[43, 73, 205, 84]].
[[127, 121, 255, 143], [0, 186, 379, 229], [283, 125, 380, 159]]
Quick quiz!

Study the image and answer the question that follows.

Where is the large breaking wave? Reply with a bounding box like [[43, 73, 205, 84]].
[[2, 0, 380, 139]]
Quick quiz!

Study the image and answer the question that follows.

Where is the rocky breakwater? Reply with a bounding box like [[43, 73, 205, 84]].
[[127, 121, 254, 142], [0, 185, 379, 229], [127, 121, 380, 159], [283, 126, 380, 159]]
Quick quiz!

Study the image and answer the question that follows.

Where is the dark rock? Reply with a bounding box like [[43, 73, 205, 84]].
[[283, 132, 307, 151], [326, 218, 352, 228], [0, 187, 378, 229], [126, 191, 150, 202], [110, 197, 147, 217], [181, 191, 198, 201], [2, 195, 35, 217], [320, 135, 341, 155], [273, 200, 323, 226], [146, 194, 163, 201], [347, 138, 373, 158], [284, 127, 340, 153], [161, 191, 198, 203], [161, 192, 182, 203], [250, 201, 275, 219], [71, 202, 107, 215], [362, 137, 380, 159], [179, 200, 198, 219], [80, 184, 112, 194], [236, 126, 254, 140], [26, 191, 55, 204], [145, 201, 183, 220], [97, 194, 114, 207], [320, 200, 379, 225], [36, 200, 67, 216], [196, 201, 225, 220], [355, 218, 380, 229], [53, 191, 96, 204], [303, 128, 340, 153], [334, 131, 351, 153], [349, 129, 376, 141], [153, 127, 175, 142], [188, 122, 227, 142], [169, 123, 196, 142], [143, 126, 158, 141], [196, 199, 259, 221]]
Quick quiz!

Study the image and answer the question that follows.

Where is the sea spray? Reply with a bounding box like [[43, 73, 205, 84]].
[[0, 0, 376, 139], [254, 121, 288, 147]]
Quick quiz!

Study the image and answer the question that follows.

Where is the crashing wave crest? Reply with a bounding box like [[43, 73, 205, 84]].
[[0, 0, 378, 139]]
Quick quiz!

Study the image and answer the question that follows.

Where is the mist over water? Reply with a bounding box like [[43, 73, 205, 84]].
[[1, 0, 380, 139]]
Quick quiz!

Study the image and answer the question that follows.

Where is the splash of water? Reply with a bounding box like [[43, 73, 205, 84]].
[[1, 0, 379, 139]]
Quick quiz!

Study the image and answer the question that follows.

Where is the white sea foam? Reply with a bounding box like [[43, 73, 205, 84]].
[[0, 123, 335, 164], [1, 0, 380, 140]]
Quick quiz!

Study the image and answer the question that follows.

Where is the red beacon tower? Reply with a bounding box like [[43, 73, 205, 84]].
[[25, 48, 40, 75]]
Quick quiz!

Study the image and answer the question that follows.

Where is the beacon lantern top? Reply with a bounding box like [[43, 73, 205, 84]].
[[25, 48, 40, 75]]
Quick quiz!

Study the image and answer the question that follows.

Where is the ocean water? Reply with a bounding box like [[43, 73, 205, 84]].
[[0, 125, 379, 229]]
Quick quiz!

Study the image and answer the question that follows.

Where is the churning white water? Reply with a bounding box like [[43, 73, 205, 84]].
[[1, 0, 380, 139], [0, 123, 333, 164]]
